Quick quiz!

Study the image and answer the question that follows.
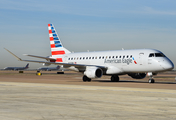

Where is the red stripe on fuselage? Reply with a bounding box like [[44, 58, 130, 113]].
[[50, 58, 63, 62], [56, 58, 63, 62]]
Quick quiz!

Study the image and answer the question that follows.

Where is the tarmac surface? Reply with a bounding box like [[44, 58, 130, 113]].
[[0, 71, 176, 120]]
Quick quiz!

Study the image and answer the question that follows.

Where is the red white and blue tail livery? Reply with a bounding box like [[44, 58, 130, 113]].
[[5, 24, 174, 83], [48, 24, 71, 62]]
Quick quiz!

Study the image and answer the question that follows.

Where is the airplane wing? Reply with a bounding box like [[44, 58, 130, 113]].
[[23, 54, 56, 61], [4, 48, 107, 71], [18, 59, 107, 71]]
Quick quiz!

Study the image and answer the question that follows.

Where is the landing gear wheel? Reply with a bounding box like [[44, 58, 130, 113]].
[[148, 79, 155, 83], [87, 79, 91, 82], [148, 72, 155, 83], [83, 75, 91, 82], [111, 75, 119, 82]]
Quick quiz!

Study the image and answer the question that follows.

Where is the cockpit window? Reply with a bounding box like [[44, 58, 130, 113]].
[[149, 53, 154, 57], [155, 53, 165, 57], [149, 53, 165, 57]]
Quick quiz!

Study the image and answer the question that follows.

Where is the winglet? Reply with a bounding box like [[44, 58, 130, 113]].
[[4, 48, 22, 61]]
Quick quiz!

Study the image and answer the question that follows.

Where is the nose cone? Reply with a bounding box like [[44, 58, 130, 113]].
[[162, 59, 174, 71]]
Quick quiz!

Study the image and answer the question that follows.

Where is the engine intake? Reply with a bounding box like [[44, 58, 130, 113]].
[[84, 67, 103, 78], [128, 73, 146, 79]]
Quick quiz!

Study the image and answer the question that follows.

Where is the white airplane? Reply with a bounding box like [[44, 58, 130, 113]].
[[5, 24, 174, 83], [37, 65, 61, 71], [3, 63, 29, 70]]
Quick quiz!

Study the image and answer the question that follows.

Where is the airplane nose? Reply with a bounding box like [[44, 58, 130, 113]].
[[166, 62, 174, 70], [162, 59, 174, 70]]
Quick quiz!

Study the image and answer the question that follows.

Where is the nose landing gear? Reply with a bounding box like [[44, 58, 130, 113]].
[[148, 79, 155, 83], [148, 72, 155, 83]]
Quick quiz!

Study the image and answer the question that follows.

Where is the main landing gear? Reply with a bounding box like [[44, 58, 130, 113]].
[[148, 72, 155, 83], [111, 75, 119, 82], [83, 75, 91, 82], [82, 75, 120, 82]]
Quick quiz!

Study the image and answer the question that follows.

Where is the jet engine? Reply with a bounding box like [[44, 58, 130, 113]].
[[43, 63, 51, 66], [84, 67, 103, 78], [128, 73, 146, 79]]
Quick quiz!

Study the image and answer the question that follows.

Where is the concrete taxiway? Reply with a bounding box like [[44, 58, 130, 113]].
[[0, 71, 176, 120], [0, 82, 176, 120]]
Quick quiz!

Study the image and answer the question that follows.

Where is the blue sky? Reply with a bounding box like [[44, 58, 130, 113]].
[[0, 0, 176, 69]]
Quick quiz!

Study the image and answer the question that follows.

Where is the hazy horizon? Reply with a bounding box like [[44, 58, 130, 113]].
[[0, 0, 176, 70]]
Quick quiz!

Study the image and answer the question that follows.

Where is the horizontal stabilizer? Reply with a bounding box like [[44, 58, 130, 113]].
[[23, 54, 56, 61]]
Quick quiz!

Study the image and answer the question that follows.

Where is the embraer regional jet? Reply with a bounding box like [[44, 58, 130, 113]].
[[37, 65, 61, 71], [5, 24, 174, 83], [3, 63, 29, 70]]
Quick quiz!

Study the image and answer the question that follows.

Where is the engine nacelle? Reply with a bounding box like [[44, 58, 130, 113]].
[[84, 67, 103, 78], [43, 63, 51, 66], [128, 73, 146, 79]]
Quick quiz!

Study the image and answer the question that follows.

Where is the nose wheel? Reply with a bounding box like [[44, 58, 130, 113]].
[[148, 79, 155, 83], [148, 72, 155, 83]]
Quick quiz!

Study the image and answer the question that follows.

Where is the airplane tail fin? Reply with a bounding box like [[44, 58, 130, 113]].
[[25, 63, 29, 68], [56, 65, 60, 69], [48, 24, 71, 62]]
